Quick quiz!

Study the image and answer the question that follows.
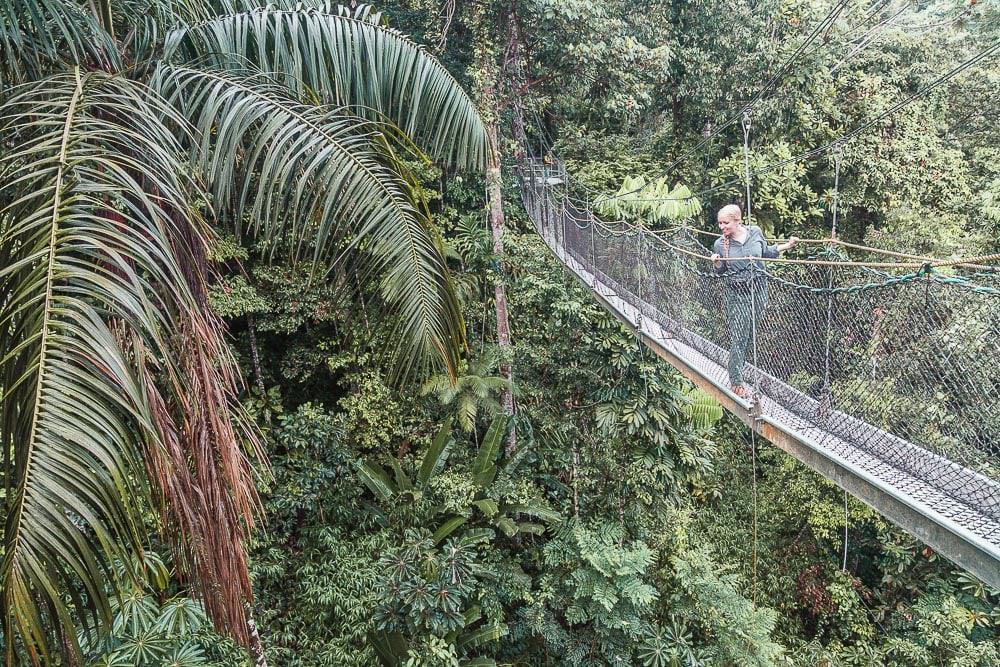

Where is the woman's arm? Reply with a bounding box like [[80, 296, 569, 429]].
[[776, 237, 799, 253], [758, 228, 798, 257]]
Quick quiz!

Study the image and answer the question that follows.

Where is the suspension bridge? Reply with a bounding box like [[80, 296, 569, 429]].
[[518, 158, 1000, 589]]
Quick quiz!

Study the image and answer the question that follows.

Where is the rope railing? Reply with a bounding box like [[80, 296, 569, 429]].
[[519, 158, 1000, 571]]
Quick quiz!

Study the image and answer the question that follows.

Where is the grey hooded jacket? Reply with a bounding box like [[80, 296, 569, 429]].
[[712, 225, 778, 282]]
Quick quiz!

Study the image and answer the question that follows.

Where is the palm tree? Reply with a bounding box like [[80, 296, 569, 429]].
[[420, 348, 511, 434], [0, 0, 487, 661]]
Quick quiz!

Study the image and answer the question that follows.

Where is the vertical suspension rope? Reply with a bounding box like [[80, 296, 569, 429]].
[[560, 187, 568, 259], [742, 109, 753, 224], [637, 225, 649, 402], [590, 216, 598, 289], [822, 145, 843, 419], [742, 109, 761, 402], [842, 489, 849, 572], [742, 108, 759, 603], [637, 224, 645, 332], [830, 145, 842, 241]]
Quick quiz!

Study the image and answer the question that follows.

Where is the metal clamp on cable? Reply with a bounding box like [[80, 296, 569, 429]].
[[742, 109, 753, 222], [751, 391, 763, 421]]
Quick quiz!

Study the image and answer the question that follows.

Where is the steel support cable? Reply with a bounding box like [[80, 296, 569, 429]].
[[838, 0, 895, 40], [822, 145, 843, 421], [829, 1, 911, 74], [601, 0, 852, 202], [885, 4, 977, 34], [584, 229, 595, 290], [828, 3, 978, 74], [739, 107, 762, 604]]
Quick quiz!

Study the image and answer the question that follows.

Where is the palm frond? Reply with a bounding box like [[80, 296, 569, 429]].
[[0, 70, 260, 660], [151, 64, 464, 377], [112, 0, 232, 62], [0, 69, 188, 660], [162, 2, 488, 170], [0, 0, 119, 89]]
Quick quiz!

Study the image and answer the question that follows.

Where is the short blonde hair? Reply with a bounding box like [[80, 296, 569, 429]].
[[717, 204, 743, 223]]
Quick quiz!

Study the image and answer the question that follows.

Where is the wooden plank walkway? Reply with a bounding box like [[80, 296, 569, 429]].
[[538, 227, 1000, 588]]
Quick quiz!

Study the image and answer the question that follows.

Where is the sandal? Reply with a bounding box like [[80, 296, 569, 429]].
[[731, 384, 749, 399]]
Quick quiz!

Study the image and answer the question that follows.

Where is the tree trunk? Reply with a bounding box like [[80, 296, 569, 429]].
[[485, 113, 517, 455], [474, 1, 520, 454], [246, 314, 266, 397], [247, 604, 268, 667]]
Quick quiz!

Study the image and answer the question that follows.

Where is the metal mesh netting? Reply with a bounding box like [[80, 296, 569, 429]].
[[519, 158, 1000, 550]]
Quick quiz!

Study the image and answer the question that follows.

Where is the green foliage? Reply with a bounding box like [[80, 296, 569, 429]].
[[76, 551, 247, 666], [680, 388, 724, 431], [668, 548, 784, 666], [352, 417, 540, 665], [1, 0, 491, 657], [373, 529, 500, 640], [544, 521, 658, 630], [168, 2, 1000, 667], [421, 351, 510, 433], [250, 404, 385, 666], [556, 127, 663, 193], [522, 0, 670, 121], [209, 275, 270, 318], [712, 141, 822, 234], [357, 415, 559, 547], [511, 522, 652, 665], [85, 593, 245, 667], [252, 0, 1000, 663], [593, 175, 702, 223], [341, 371, 408, 453]]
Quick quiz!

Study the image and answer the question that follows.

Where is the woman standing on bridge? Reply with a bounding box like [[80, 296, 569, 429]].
[[709, 204, 798, 398]]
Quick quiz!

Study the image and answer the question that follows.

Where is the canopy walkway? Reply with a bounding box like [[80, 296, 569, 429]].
[[519, 158, 1000, 588]]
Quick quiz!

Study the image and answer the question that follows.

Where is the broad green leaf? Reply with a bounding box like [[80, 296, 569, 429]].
[[496, 517, 517, 538], [508, 503, 562, 525], [472, 415, 509, 488], [472, 499, 499, 517], [390, 459, 413, 492], [432, 516, 467, 544], [163, 3, 487, 170], [418, 417, 454, 487], [356, 461, 397, 502], [456, 622, 507, 650]]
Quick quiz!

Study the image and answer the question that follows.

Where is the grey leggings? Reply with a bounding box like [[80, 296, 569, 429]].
[[725, 278, 769, 386]]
